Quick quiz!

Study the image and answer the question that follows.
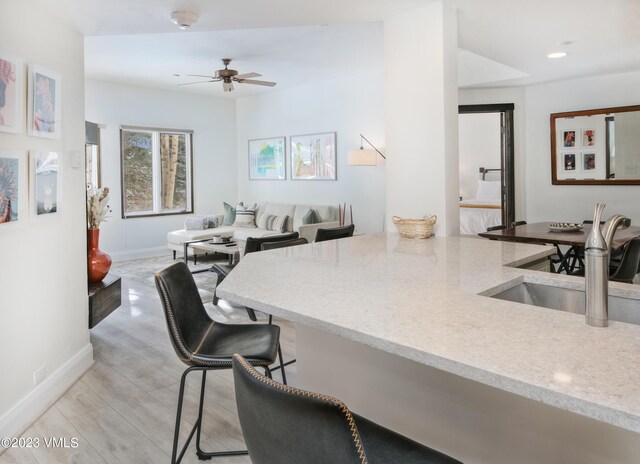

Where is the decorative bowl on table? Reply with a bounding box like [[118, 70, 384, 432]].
[[548, 223, 584, 232], [211, 235, 232, 243]]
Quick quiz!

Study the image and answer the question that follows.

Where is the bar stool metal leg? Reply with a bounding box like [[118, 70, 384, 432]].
[[171, 367, 248, 464]]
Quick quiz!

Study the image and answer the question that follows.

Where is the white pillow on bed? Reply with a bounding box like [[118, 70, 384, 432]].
[[476, 180, 501, 200]]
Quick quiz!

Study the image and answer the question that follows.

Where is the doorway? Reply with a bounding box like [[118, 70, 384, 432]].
[[458, 104, 515, 232]]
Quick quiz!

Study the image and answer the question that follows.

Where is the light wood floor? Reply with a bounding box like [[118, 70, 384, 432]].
[[1, 256, 296, 464]]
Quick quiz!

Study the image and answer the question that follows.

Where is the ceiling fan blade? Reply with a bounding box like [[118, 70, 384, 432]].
[[237, 79, 277, 87], [234, 72, 261, 80], [176, 80, 216, 86], [185, 74, 216, 79], [223, 81, 234, 92]]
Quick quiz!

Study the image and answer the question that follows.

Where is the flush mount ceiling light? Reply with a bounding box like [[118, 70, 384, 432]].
[[547, 52, 568, 59], [170, 11, 199, 30]]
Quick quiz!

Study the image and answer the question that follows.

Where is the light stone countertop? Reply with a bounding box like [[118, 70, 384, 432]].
[[216, 233, 640, 433]]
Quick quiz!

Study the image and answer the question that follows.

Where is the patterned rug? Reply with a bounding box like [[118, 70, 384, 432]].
[[111, 254, 223, 304]]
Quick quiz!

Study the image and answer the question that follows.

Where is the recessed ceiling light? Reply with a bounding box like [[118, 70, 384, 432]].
[[170, 11, 199, 30], [547, 52, 567, 59]]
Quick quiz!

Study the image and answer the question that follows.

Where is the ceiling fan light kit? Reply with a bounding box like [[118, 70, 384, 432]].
[[170, 11, 199, 30], [178, 58, 277, 92]]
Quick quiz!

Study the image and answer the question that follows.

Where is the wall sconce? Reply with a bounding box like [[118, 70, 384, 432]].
[[347, 134, 386, 166]]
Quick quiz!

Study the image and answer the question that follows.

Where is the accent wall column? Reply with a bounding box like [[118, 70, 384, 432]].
[[384, 1, 459, 235]]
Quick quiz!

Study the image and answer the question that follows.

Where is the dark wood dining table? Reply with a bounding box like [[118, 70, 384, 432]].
[[478, 222, 640, 273]]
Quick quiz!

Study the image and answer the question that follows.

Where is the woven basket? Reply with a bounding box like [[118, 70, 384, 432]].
[[392, 215, 437, 239]]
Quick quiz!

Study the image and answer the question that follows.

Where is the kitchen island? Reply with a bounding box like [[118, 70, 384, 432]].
[[217, 233, 640, 463]]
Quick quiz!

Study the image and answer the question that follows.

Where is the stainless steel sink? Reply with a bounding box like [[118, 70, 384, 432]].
[[490, 282, 640, 325]]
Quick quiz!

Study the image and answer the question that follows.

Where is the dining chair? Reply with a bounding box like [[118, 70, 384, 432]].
[[154, 262, 287, 463], [211, 232, 299, 319], [511, 220, 527, 227], [486, 225, 506, 232], [314, 224, 355, 242], [609, 238, 640, 284], [231, 354, 462, 464]]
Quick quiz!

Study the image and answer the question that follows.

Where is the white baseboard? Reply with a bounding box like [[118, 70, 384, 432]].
[[110, 246, 170, 262], [0, 343, 94, 442]]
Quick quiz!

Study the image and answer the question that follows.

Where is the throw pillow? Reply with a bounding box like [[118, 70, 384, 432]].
[[184, 217, 207, 230], [204, 215, 219, 229], [271, 215, 289, 232], [223, 202, 240, 225], [257, 214, 289, 232], [302, 208, 317, 225], [233, 203, 257, 228]]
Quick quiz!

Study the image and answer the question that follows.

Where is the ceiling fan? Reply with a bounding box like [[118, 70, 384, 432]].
[[176, 58, 277, 92]]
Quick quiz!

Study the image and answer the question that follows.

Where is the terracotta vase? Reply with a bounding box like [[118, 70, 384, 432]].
[[87, 228, 112, 283]]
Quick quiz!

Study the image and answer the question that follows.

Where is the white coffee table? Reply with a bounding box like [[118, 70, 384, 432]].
[[189, 240, 241, 266]]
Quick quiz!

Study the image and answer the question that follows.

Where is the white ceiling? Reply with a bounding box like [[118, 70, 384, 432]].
[[67, 0, 640, 97], [84, 24, 384, 98]]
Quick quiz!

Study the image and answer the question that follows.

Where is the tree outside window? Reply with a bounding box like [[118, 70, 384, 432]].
[[120, 127, 193, 218]]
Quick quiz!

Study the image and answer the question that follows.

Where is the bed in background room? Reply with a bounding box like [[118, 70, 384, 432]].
[[460, 168, 503, 235]]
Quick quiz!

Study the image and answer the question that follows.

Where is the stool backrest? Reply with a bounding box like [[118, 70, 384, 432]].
[[314, 224, 355, 243], [232, 354, 367, 464], [244, 232, 299, 255], [261, 238, 308, 251], [155, 262, 212, 364]]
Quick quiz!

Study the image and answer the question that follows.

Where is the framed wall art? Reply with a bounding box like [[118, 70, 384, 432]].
[[30, 150, 60, 217], [562, 130, 576, 148], [248, 136, 286, 180], [563, 153, 576, 172], [582, 129, 596, 147], [0, 52, 23, 134], [290, 131, 336, 180], [0, 151, 26, 225], [27, 64, 61, 139], [583, 152, 596, 171]]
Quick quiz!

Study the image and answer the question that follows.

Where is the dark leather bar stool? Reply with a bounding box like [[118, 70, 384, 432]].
[[212, 232, 299, 319], [261, 237, 308, 251], [232, 354, 462, 464], [155, 262, 287, 464], [259, 237, 309, 372], [314, 224, 355, 242]]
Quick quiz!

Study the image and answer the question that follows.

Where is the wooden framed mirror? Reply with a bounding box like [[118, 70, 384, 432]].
[[550, 104, 640, 185]]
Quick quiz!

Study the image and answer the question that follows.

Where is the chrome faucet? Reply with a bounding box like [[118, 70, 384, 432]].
[[584, 203, 630, 327]]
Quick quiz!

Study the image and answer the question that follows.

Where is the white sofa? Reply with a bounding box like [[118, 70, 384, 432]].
[[167, 202, 339, 258]]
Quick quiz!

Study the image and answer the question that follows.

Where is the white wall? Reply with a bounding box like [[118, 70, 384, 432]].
[[525, 71, 640, 224], [0, 0, 92, 440], [459, 86, 527, 220], [458, 112, 501, 199], [384, 2, 459, 235], [236, 74, 385, 233], [85, 80, 238, 259]]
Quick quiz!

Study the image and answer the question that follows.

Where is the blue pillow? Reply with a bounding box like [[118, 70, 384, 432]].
[[302, 208, 317, 225], [223, 202, 240, 225]]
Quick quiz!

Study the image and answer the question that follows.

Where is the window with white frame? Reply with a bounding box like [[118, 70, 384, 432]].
[[120, 126, 193, 218]]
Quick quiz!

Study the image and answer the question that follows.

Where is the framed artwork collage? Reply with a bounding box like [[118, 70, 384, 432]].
[[248, 132, 337, 181], [0, 51, 62, 228], [559, 128, 597, 176]]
